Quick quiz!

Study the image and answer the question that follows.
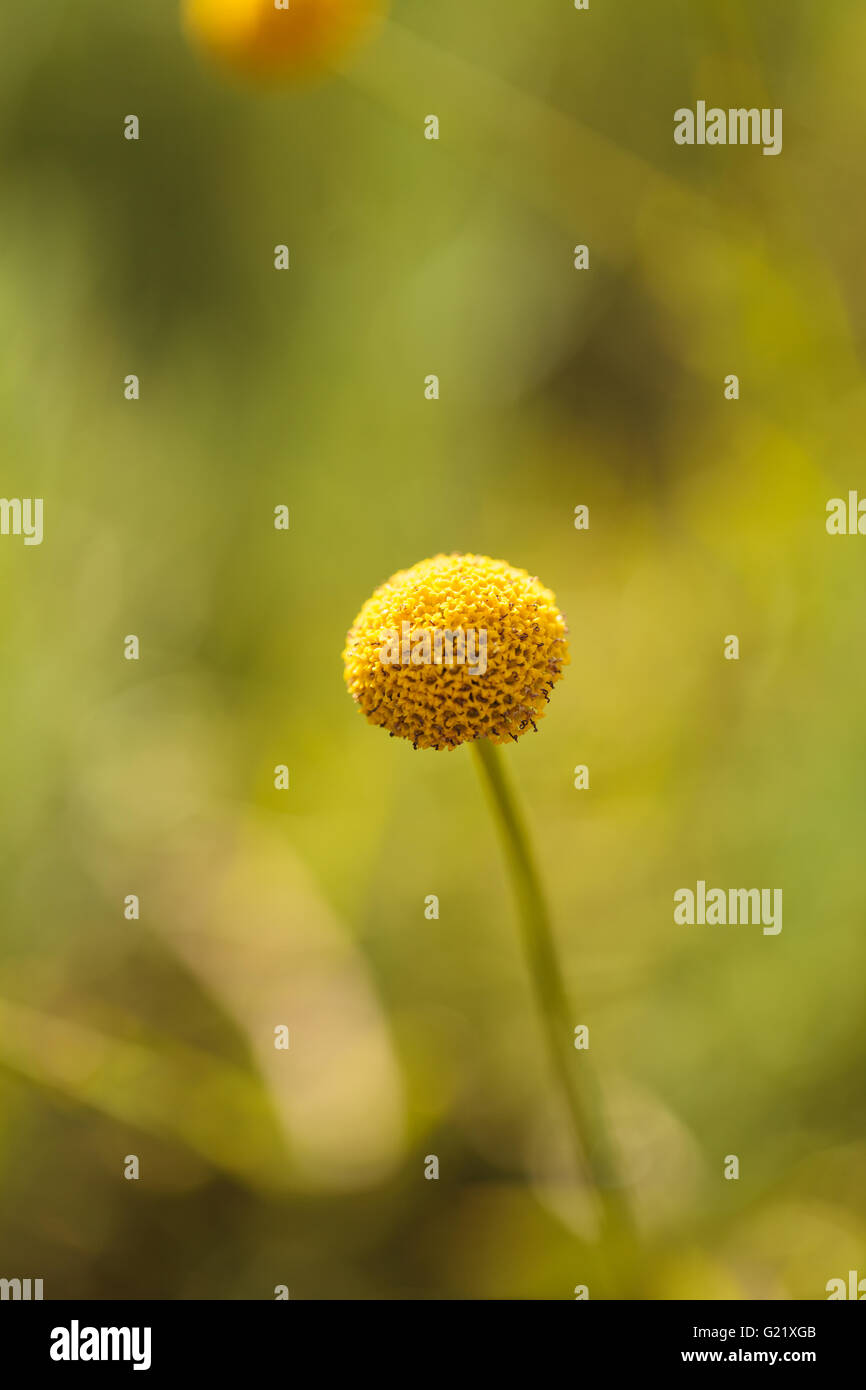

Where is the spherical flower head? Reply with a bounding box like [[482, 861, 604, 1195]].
[[183, 0, 386, 82], [343, 554, 569, 751]]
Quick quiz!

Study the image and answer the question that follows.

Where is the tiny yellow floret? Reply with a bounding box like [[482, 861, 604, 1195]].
[[343, 554, 570, 751]]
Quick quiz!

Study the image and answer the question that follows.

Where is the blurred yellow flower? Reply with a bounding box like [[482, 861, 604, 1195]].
[[183, 0, 386, 80], [343, 553, 569, 751]]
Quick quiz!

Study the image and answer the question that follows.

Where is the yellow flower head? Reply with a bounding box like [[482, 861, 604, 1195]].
[[343, 554, 569, 751], [183, 0, 385, 81]]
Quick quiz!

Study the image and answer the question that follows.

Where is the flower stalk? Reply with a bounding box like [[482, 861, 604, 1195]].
[[471, 737, 635, 1248]]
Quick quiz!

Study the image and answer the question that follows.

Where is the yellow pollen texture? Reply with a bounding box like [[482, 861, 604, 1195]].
[[343, 554, 570, 751]]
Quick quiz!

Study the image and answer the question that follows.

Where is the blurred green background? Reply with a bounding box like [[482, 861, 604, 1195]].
[[0, 0, 864, 1299]]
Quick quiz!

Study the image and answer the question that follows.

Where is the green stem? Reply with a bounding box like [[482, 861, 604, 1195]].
[[471, 737, 635, 1248]]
